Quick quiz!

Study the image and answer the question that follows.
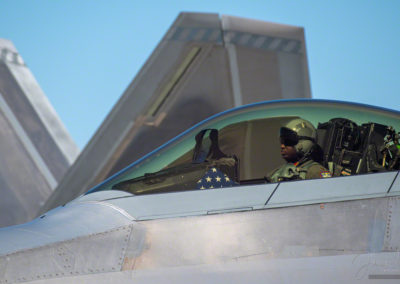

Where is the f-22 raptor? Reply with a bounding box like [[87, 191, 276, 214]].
[[1, 99, 400, 283]]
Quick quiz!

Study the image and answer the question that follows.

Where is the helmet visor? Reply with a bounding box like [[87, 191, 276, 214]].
[[280, 127, 298, 146]]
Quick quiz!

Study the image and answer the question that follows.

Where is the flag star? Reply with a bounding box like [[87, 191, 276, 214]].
[[225, 176, 230, 182], [206, 176, 212, 182], [200, 186, 205, 189], [210, 185, 214, 189], [215, 176, 221, 182], [197, 179, 201, 183], [212, 168, 217, 172]]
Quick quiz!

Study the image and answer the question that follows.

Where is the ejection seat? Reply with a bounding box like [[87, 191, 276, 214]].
[[192, 129, 239, 188]]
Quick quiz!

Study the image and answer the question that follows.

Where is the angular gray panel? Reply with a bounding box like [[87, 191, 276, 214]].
[[235, 47, 282, 103], [130, 198, 389, 270], [0, 202, 133, 256], [384, 196, 400, 251], [221, 14, 311, 103], [387, 171, 400, 195], [5, 252, 400, 284], [105, 183, 277, 220], [71, 190, 134, 203], [278, 52, 308, 99], [0, 225, 133, 284], [0, 39, 79, 227], [0, 39, 79, 165], [0, 109, 51, 226], [267, 172, 398, 208]]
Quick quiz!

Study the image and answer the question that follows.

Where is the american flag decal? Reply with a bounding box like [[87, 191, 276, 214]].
[[196, 167, 237, 190]]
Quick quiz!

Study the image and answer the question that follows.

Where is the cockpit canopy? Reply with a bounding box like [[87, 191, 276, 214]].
[[89, 100, 400, 195]]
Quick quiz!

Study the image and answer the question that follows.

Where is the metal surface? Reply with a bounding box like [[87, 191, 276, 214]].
[[267, 171, 398, 208], [0, 39, 79, 227], [0, 202, 133, 256], [0, 105, 51, 226], [0, 225, 135, 283], [1, 189, 400, 283], [384, 196, 400, 251], [4, 252, 400, 284], [0, 93, 57, 189], [129, 197, 392, 269], [388, 171, 400, 195], [0, 39, 79, 172], [69, 190, 134, 203], [221, 15, 310, 101], [78, 171, 399, 221], [104, 183, 277, 220]]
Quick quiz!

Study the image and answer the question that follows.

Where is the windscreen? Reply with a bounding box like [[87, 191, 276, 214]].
[[89, 100, 400, 195]]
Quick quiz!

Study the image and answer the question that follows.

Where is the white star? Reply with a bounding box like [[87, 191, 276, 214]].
[[206, 176, 212, 182]]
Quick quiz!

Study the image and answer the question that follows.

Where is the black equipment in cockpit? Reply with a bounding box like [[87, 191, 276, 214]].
[[317, 118, 400, 176]]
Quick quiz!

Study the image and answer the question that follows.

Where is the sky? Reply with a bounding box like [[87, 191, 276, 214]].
[[1, 0, 399, 149]]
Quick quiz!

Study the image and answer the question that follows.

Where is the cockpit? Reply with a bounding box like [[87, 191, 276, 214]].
[[88, 100, 400, 196]]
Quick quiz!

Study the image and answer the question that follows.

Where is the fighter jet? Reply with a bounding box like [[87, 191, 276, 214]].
[[1, 99, 400, 283]]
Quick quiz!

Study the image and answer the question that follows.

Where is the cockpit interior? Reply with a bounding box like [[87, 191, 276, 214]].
[[89, 100, 400, 196]]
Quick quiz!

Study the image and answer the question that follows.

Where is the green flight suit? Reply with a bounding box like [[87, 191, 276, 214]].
[[267, 159, 331, 183]]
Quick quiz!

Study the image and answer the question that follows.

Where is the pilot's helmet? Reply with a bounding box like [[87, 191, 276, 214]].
[[280, 118, 317, 158]]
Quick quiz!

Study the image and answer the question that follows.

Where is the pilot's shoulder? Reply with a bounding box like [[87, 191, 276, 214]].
[[266, 164, 288, 182], [266, 166, 280, 180], [306, 163, 332, 179]]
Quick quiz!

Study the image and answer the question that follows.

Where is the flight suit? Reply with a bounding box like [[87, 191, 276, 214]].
[[267, 159, 332, 183]]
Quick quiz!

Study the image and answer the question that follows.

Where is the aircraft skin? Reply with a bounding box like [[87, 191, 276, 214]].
[[1, 99, 400, 283]]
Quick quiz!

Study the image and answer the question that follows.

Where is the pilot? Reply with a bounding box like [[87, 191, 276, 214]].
[[266, 118, 332, 183]]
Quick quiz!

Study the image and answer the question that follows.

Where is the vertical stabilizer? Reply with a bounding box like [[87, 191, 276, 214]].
[[0, 39, 79, 226]]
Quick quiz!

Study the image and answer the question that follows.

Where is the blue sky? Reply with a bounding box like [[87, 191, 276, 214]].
[[1, 1, 399, 149]]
